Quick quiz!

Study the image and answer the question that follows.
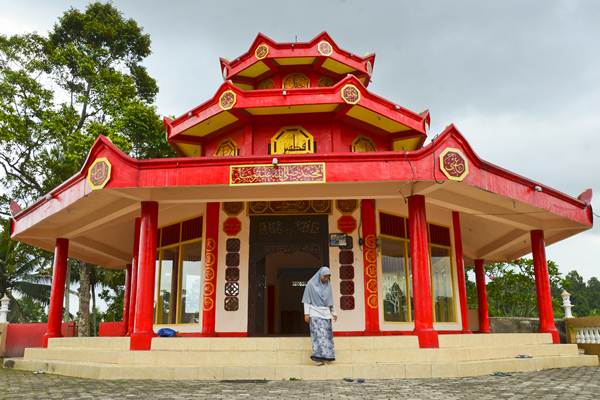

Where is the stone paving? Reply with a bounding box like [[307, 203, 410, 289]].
[[1, 366, 599, 399]]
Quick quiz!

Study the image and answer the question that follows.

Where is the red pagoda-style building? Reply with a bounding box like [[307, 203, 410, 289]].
[[7, 32, 596, 379]]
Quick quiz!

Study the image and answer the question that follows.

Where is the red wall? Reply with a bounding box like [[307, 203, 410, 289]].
[[98, 321, 127, 337], [201, 117, 394, 158], [4, 322, 76, 358]]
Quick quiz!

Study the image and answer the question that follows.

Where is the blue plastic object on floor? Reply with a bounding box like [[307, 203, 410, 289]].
[[156, 328, 177, 337]]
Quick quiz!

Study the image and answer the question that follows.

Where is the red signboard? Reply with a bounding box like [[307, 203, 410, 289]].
[[223, 217, 242, 236], [337, 215, 357, 233]]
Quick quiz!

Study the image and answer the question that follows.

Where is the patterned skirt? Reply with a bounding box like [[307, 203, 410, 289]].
[[309, 317, 335, 362]]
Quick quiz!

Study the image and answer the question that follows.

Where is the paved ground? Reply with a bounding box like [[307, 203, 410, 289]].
[[1, 366, 599, 399]]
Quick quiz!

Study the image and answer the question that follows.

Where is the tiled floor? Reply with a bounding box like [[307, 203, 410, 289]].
[[1, 365, 599, 399]]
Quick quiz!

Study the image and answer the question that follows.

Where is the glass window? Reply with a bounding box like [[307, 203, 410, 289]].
[[178, 241, 203, 324], [157, 247, 179, 324], [381, 237, 411, 322], [154, 215, 204, 325], [431, 245, 455, 322]]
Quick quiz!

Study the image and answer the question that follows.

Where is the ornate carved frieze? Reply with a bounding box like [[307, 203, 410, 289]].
[[230, 163, 325, 186]]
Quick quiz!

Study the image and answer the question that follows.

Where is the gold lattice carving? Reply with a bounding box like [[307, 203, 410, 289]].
[[283, 73, 310, 89], [219, 90, 236, 110], [351, 136, 376, 152], [341, 84, 361, 104], [255, 43, 269, 59], [257, 78, 275, 89], [215, 139, 239, 157], [317, 76, 335, 87], [317, 41, 333, 56], [270, 126, 314, 154]]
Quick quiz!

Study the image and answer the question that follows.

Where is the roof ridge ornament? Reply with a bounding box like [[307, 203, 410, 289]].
[[341, 84, 361, 104], [317, 40, 333, 56], [254, 43, 269, 60]]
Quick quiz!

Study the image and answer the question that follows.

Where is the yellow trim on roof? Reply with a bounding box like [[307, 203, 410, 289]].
[[321, 58, 355, 75], [182, 111, 239, 137], [274, 57, 316, 65], [237, 61, 270, 78], [392, 137, 421, 151], [233, 82, 254, 90], [176, 142, 203, 157], [346, 105, 410, 133], [246, 104, 338, 115]]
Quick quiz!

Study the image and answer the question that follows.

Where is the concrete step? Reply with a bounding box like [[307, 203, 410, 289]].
[[46, 334, 552, 352], [5, 353, 598, 380], [24, 343, 582, 366], [150, 336, 420, 351], [438, 333, 553, 348], [46, 337, 130, 350]]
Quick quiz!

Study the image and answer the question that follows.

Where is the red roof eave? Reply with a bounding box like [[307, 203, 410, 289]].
[[166, 75, 427, 141], [221, 32, 375, 80], [12, 125, 592, 240]]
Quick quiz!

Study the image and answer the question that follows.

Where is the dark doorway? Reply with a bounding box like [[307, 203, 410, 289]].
[[248, 214, 329, 336]]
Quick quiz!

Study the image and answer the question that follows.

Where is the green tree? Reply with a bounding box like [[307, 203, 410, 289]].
[[0, 219, 51, 322], [466, 258, 562, 318], [0, 2, 173, 333]]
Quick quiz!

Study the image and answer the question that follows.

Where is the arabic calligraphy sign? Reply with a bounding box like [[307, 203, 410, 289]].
[[87, 157, 112, 190], [230, 162, 326, 186], [439, 148, 469, 181]]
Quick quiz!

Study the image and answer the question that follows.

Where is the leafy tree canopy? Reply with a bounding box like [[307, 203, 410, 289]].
[[0, 1, 173, 213]]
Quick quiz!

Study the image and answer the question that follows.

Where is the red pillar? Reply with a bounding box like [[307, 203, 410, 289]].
[[408, 195, 438, 348], [43, 238, 69, 347], [122, 264, 132, 335], [452, 212, 471, 333], [202, 202, 220, 336], [361, 199, 380, 333], [127, 218, 141, 336], [474, 259, 491, 333], [531, 230, 560, 344], [130, 202, 158, 350]]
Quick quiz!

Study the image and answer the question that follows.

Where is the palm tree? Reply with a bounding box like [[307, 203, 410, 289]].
[[0, 218, 51, 322]]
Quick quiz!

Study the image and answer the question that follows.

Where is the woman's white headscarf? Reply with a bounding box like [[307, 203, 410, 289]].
[[302, 266, 333, 307]]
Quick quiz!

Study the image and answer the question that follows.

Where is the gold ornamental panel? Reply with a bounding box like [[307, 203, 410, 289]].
[[439, 147, 469, 181], [317, 40, 333, 56], [248, 200, 332, 215], [270, 126, 314, 155], [223, 202, 244, 216], [336, 199, 358, 214], [203, 297, 214, 311], [283, 73, 310, 89], [341, 84, 361, 104], [215, 139, 239, 157], [352, 136, 376, 152], [87, 157, 112, 190], [219, 90, 236, 110], [257, 78, 275, 89], [255, 43, 269, 60], [205, 238, 217, 252], [317, 76, 335, 87], [367, 293, 378, 309]]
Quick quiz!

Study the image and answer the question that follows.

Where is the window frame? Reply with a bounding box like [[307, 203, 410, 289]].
[[154, 217, 204, 326]]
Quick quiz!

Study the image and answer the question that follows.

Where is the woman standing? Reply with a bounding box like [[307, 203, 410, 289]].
[[302, 266, 337, 365]]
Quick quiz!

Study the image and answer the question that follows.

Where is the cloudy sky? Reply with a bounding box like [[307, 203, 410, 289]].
[[2, 1, 599, 282]]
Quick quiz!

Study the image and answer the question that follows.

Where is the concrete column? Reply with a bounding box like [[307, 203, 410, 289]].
[[361, 199, 380, 333], [202, 202, 220, 335], [408, 195, 438, 348], [474, 259, 491, 333], [43, 238, 69, 347], [130, 202, 158, 350], [531, 230, 560, 344], [122, 264, 132, 335], [127, 218, 141, 336], [452, 212, 471, 333]]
